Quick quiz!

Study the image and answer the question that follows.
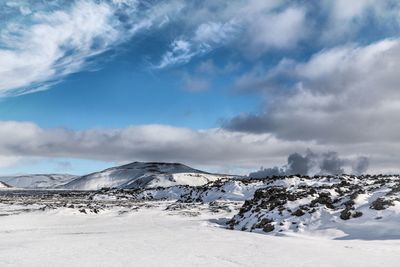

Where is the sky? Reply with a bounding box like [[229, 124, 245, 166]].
[[1, 0, 400, 175]]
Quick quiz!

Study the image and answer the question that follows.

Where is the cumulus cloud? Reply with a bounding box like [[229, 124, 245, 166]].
[[0, 121, 397, 174], [226, 39, 400, 144], [243, 7, 307, 55], [319, 0, 398, 42], [222, 37, 400, 174], [0, 1, 118, 95], [3, 1, 400, 175], [3, 0, 305, 91], [248, 150, 369, 178], [0, 121, 320, 170]]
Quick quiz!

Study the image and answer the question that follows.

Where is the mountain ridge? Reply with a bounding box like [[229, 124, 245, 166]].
[[0, 174, 76, 189], [64, 161, 235, 190]]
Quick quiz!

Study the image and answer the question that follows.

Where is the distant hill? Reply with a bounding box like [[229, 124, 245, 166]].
[[0, 181, 12, 189], [0, 174, 77, 189], [64, 162, 235, 190]]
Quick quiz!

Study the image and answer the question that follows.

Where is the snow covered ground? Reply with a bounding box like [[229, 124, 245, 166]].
[[2, 174, 400, 266], [0, 201, 399, 267]]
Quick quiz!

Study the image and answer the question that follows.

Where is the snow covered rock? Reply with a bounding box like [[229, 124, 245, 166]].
[[137, 179, 265, 202], [88, 178, 267, 203], [227, 175, 400, 239], [64, 162, 233, 190]]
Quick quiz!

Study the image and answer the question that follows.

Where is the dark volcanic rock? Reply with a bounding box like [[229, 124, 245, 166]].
[[227, 174, 400, 234], [292, 209, 305, 217], [370, 198, 394, 210]]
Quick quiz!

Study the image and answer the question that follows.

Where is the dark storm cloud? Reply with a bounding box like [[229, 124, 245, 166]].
[[352, 156, 370, 175], [248, 150, 369, 178]]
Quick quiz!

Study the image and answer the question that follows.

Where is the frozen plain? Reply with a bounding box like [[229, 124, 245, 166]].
[[0, 202, 399, 267]]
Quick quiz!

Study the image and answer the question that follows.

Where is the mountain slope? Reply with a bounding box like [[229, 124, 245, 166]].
[[64, 162, 233, 190], [0, 174, 77, 189], [0, 181, 12, 189]]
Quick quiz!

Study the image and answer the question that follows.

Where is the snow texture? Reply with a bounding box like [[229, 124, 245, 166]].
[[2, 172, 400, 266], [0, 202, 399, 267]]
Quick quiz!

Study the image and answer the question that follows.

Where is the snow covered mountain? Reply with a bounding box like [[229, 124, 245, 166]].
[[0, 181, 12, 189], [0, 174, 77, 189], [64, 162, 234, 190]]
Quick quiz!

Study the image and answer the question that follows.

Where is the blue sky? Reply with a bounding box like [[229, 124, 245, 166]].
[[0, 52, 258, 130], [2, 0, 400, 175]]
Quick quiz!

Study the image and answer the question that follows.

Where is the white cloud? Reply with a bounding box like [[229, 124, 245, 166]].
[[227, 38, 400, 151], [330, 0, 374, 20], [0, 120, 397, 174], [156, 39, 196, 69], [4, 1, 400, 174], [245, 7, 307, 54], [156, 20, 239, 68], [320, 0, 400, 42], [0, 1, 118, 95], [0, 120, 314, 170], [0, 0, 180, 96]]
